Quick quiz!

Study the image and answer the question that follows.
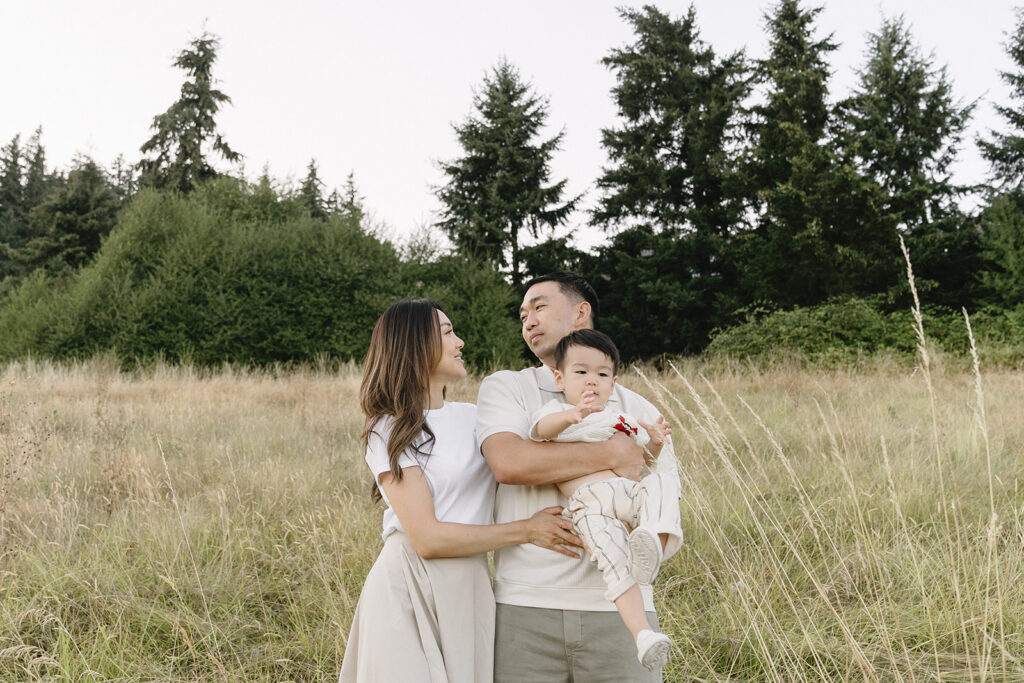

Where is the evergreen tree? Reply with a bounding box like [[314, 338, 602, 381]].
[[836, 16, 976, 305], [0, 135, 25, 233], [339, 171, 365, 224], [298, 159, 327, 219], [742, 0, 838, 307], [0, 135, 26, 279], [22, 127, 54, 212], [594, 5, 749, 236], [110, 154, 138, 202], [591, 4, 750, 353], [138, 32, 241, 193], [977, 190, 1024, 307], [436, 59, 580, 288], [979, 8, 1024, 188], [20, 157, 120, 273]]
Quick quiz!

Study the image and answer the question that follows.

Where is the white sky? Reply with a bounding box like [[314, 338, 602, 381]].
[[2, 1, 1018, 250]]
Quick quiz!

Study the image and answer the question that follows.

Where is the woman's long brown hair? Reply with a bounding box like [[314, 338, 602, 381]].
[[360, 298, 444, 502]]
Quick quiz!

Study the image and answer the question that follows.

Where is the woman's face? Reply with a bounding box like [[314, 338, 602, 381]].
[[430, 309, 466, 384]]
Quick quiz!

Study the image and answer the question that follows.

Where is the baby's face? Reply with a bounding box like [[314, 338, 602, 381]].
[[555, 344, 616, 406]]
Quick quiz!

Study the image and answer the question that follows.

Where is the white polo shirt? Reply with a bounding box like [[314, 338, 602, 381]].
[[476, 365, 681, 612]]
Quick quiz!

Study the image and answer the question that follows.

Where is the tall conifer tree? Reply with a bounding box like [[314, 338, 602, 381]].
[[742, 0, 837, 307], [836, 16, 975, 303], [590, 4, 750, 356], [298, 159, 327, 219], [0, 135, 26, 279], [979, 8, 1024, 188], [21, 157, 120, 273], [436, 60, 579, 288], [138, 32, 241, 193], [977, 9, 1024, 308]]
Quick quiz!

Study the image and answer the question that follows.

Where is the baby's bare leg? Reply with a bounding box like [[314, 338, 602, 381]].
[[613, 585, 650, 639], [556, 469, 618, 500]]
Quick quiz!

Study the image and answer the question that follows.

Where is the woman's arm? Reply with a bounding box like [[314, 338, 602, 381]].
[[379, 466, 583, 560]]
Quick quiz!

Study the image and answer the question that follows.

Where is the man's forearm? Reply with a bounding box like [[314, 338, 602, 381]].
[[482, 432, 642, 486]]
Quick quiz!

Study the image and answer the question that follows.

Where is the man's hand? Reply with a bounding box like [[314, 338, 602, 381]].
[[603, 431, 645, 481]]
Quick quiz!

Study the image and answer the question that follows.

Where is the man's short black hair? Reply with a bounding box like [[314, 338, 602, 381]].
[[523, 271, 599, 326], [553, 329, 620, 375]]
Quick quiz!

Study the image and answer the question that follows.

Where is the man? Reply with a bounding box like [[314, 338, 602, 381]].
[[477, 272, 682, 682]]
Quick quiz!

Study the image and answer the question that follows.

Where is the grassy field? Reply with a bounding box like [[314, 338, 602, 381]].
[[1, 351, 1022, 681]]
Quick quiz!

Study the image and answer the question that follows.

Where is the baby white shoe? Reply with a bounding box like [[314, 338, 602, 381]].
[[635, 629, 671, 671], [628, 526, 663, 585]]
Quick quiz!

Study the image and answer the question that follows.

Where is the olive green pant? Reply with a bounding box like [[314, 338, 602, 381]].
[[494, 604, 662, 682]]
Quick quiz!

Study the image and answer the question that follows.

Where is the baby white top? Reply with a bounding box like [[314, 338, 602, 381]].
[[529, 398, 651, 448], [365, 401, 496, 541]]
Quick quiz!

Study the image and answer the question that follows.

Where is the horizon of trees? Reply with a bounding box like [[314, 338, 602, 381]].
[[2, 2, 1023, 364]]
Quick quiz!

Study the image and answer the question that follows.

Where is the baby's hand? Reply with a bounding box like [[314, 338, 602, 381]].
[[638, 415, 671, 462], [569, 390, 604, 423]]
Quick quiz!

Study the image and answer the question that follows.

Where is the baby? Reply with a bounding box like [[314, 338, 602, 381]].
[[530, 329, 683, 672]]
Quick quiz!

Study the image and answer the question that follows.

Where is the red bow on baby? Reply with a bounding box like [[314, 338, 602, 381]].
[[612, 416, 638, 436]]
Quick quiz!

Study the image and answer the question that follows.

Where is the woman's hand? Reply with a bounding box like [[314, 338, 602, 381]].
[[525, 506, 583, 558]]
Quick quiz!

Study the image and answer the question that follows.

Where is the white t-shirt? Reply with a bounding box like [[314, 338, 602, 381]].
[[477, 365, 681, 612], [365, 401, 495, 541]]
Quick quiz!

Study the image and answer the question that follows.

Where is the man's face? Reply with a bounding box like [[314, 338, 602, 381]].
[[520, 281, 588, 364]]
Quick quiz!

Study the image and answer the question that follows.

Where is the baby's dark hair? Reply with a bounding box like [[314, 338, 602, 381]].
[[553, 329, 620, 375]]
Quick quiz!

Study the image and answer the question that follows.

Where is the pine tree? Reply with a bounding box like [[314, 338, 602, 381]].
[[979, 8, 1024, 188], [298, 159, 327, 219], [339, 172, 365, 224], [742, 0, 838, 307], [835, 16, 975, 304], [840, 17, 972, 230], [0, 135, 26, 279], [978, 191, 1024, 307], [591, 4, 750, 354], [594, 5, 749, 236], [977, 10, 1024, 308], [110, 154, 138, 202], [436, 59, 580, 288], [138, 32, 241, 193], [20, 157, 120, 273], [22, 127, 53, 212], [0, 135, 25, 234]]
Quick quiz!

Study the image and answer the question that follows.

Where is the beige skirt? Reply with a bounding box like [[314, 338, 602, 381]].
[[339, 531, 495, 683]]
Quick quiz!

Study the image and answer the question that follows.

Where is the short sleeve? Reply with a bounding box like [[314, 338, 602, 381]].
[[529, 399, 571, 442], [476, 371, 532, 443], [364, 419, 420, 482]]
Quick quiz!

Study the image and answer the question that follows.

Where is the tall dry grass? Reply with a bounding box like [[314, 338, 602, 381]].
[[0, 344, 1022, 680]]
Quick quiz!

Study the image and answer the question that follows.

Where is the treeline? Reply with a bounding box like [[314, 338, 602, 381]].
[[2, 2, 1024, 367]]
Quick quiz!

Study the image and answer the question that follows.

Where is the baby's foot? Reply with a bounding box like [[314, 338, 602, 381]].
[[636, 629, 671, 671], [628, 526, 663, 585]]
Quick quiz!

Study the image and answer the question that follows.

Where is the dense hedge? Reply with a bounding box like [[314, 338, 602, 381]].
[[404, 253, 523, 370], [704, 298, 1024, 365], [0, 180, 529, 369]]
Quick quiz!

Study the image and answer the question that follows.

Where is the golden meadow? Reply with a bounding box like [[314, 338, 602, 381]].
[[1, 336, 1022, 682]]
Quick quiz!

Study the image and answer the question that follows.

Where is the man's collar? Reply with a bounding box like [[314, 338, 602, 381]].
[[536, 364, 560, 392]]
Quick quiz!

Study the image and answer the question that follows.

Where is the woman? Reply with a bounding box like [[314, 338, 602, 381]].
[[339, 299, 581, 683]]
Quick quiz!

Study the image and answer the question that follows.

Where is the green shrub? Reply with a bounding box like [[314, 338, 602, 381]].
[[403, 253, 523, 371], [0, 180, 405, 366], [705, 298, 1024, 366]]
